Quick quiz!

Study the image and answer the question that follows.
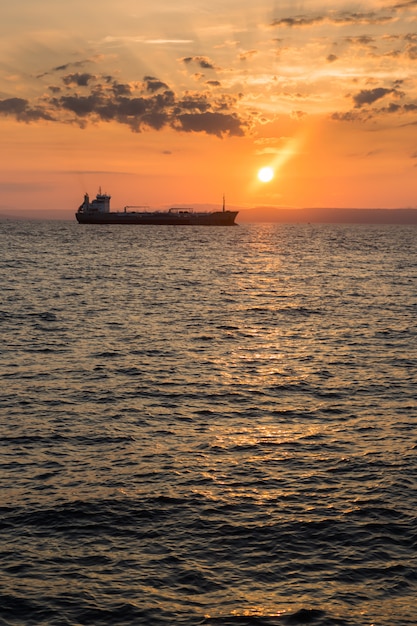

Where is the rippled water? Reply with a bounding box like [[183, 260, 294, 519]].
[[0, 220, 416, 625]]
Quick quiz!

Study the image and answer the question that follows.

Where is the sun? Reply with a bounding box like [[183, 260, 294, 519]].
[[258, 166, 274, 183]]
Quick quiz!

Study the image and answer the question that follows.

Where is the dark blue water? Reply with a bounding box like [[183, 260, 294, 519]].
[[0, 220, 416, 625]]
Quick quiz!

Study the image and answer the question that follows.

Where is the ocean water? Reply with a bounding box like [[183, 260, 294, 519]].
[[0, 219, 416, 626]]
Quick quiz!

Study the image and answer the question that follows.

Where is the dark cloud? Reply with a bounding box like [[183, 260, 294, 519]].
[[332, 96, 417, 122], [331, 110, 368, 122], [53, 60, 89, 72], [144, 76, 170, 93], [111, 82, 132, 97], [0, 73, 248, 137], [0, 97, 53, 122], [392, 0, 417, 9], [37, 59, 97, 80], [176, 95, 211, 112], [338, 32, 417, 61], [353, 87, 396, 108], [271, 15, 324, 27], [55, 93, 102, 117], [344, 36, 375, 46], [181, 56, 217, 70], [334, 11, 393, 25], [63, 73, 96, 87], [0, 97, 28, 114], [330, 109, 376, 124], [385, 102, 402, 112], [406, 44, 417, 59], [327, 54, 338, 62], [272, 11, 393, 28], [173, 111, 245, 137]]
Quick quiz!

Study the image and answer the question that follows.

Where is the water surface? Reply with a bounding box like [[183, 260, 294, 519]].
[[1, 221, 416, 625]]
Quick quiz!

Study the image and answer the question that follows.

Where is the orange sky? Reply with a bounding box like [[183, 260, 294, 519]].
[[1, 0, 417, 217]]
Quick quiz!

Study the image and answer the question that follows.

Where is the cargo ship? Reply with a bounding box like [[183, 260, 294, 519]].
[[75, 190, 238, 225]]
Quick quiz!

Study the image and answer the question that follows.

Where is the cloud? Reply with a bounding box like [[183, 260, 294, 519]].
[[344, 36, 376, 46], [383, 102, 402, 112], [0, 97, 54, 122], [145, 39, 193, 45], [0, 72, 248, 137], [334, 11, 393, 25], [331, 110, 369, 122], [353, 87, 397, 108], [143, 76, 170, 93], [173, 111, 245, 136], [392, 0, 417, 9], [271, 15, 324, 27], [332, 92, 416, 122], [238, 50, 258, 61], [405, 44, 417, 59], [271, 10, 393, 28], [0, 98, 27, 114], [111, 82, 132, 97], [37, 59, 96, 79], [181, 56, 218, 70], [326, 54, 338, 62], [53, 60, 91, 72], [290, 110, 307, 119], [62, 73, 96, 87]]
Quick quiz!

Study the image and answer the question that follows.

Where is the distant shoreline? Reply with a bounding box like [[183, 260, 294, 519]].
[[1, 207, 417, 224], [238, 207, 417, 224]]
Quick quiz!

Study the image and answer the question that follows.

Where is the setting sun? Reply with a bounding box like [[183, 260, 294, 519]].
[[258, 167, 274, 183]]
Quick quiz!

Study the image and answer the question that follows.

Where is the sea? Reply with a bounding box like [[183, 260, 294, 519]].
[[0, 219, 416, 626]]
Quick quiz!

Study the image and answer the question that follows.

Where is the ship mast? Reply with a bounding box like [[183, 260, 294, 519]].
[[222, 194, 225, 212]]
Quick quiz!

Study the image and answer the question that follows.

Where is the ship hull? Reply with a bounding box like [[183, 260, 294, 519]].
[[76, 210, 238, 226]]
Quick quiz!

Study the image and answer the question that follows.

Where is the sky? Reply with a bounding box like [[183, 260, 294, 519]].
[[1, 0, 417, 217]]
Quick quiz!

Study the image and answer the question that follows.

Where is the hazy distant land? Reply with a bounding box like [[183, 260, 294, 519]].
[[1, 206, 417, 224], [238, 206, 417, 224]]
